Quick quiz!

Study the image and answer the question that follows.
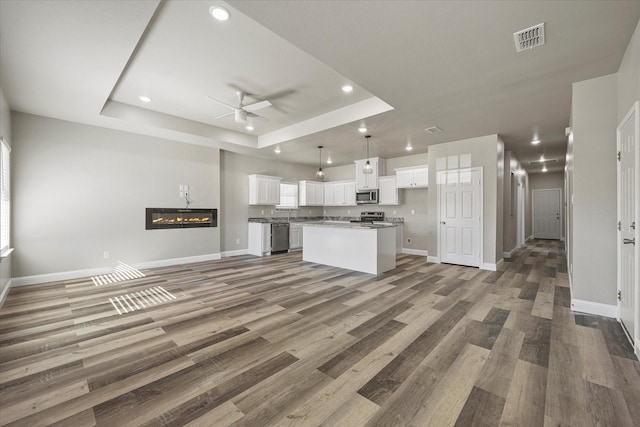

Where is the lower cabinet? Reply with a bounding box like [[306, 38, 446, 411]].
[[248, 222, 271, 256], [289, 223, 303, 250]]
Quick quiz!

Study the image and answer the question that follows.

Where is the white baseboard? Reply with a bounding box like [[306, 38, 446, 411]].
[[571, 299, 617, 318], [0, 279, 12, 309], [427, 256, 440, 263], [221, 249, 249, 257], [503, 247, 517, 259], [12, 253, 223, 286], [402, 248, 428, 256], [480, 259, 503, 271]]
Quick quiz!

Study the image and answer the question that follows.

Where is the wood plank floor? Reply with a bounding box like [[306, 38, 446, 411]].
[[0, 240, 638, 426]]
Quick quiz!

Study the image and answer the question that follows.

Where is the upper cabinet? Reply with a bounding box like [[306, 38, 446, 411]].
[[395, 166, 428, 189], [248, 174, 282, 205], [298, 180, 324, 206], [324, 180, 356, 206], [354, 158, 386, 190], [378, 176, 399, 205]]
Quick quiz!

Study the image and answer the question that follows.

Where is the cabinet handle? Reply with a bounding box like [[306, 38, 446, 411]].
[[623, 238, 635, 245]]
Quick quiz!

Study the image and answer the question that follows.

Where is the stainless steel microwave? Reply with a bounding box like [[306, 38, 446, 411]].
[[356, 190, 378, 204]]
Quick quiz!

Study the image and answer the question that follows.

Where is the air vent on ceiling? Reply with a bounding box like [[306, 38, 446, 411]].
[[425, 126, 443, 134], [514, 23, 545, 52]]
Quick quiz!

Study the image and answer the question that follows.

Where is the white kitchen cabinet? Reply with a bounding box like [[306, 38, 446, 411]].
[[289, 223, 303, 250], [395, 166, 428, 188], [323, 180, 356, 206], [248, 174, 282, 205], [298, 180, 324, 206], [354, 158, 386, 190], [248, 222, 271, 256], [378, 175, 399, 205]]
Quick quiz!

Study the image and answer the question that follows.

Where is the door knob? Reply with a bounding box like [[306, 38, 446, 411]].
[[441, 221, 446, 225], [623, 238, 635, 245]]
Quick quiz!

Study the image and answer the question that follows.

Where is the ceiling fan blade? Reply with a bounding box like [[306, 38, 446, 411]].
[[247, 112, 270, 122], [214, 111, 234, 120], [243, 100, 271, 112], [206, 96, 236, 111]]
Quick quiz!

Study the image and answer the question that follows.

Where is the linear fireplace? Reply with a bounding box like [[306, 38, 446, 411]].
[[145, 208, 217, 230]]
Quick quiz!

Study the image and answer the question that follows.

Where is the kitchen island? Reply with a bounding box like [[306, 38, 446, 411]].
[[303, 222, 397, 274]]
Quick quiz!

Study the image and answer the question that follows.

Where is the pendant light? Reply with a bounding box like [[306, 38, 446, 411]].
[[315, 145, 325, 181], [363, 135, 373, 174]]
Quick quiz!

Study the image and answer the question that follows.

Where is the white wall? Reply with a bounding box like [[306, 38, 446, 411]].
[[0, 86, 11, 305], [618, 20, 640, 123], [570, 74, 618, 306], [12, 113, 221, 279], [503, 151, 527, 255], [427, 134, 502, 267]]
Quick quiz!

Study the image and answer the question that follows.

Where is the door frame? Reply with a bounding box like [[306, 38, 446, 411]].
[[532, 188, 562, 240], [617, 100, 639, 357], [517, 181, 525, 248], [436, 167, 483, 268]]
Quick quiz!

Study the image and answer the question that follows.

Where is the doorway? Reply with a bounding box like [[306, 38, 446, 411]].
[[437, 168, 482, 268], [517, 182, 525, 248], [532, 188, 561, 240], [617, 100, 638, 356]]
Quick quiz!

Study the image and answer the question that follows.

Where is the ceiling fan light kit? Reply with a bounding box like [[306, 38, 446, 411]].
[[208, 90, 271, 127]]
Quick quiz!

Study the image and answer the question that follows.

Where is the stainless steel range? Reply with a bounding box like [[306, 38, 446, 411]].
[[350, 211, 384, 224]]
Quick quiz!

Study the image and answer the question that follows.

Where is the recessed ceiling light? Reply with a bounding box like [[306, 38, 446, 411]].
[[341, 84, 354, 93], [406, 144, 413, 151], [209, 6, 230, 21], [539, 154, 545, 162], [246, 124, 254, 131], [326, 158, 333, 164], [542, 165, 548, 172], [358, 126, 367, 133], [425, 126, 443, 134], [139, 95, 151, 103], [274, 146, 281, 154], [531, 139, 541, 145]]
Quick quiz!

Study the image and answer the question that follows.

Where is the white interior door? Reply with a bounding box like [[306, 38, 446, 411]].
[[533, 189, 561, 239], [618, 100, 638, 355], [438, 168, 482, 267]]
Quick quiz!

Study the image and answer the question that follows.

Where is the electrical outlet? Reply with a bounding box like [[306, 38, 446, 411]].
[[236, 238, 240, 244], [261, 210, 264, 215], [411, 209, 415, 215], [393, 210, 397, 215], [271, 210, 274, 215], [103, 251, 110, 259], [347, 210, 351, 215], [406, 238, 412, 244]]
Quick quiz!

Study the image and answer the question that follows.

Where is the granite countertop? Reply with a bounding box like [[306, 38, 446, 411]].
[[248, 216, 404, 224], [303, 222, 397, 229]]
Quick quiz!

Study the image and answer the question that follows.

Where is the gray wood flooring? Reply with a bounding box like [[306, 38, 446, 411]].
[[0, 240, 638, 426]]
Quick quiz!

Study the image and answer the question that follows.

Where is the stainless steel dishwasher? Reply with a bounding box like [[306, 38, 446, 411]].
[[271, 223, 290, 253]]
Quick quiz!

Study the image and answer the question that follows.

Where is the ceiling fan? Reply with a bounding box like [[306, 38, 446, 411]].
[[207, 91, 271, 124]]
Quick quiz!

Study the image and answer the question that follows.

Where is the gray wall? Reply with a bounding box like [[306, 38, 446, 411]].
[[427, 134, 502, 266], [569, 74, 618, 305], [529, 171, 565, 239], [503, 150, 528, 255], [220, 150, 322, 254], [0, 87, 11, 304], [322, 153, 429, 252], [12, 113, 221, 278]]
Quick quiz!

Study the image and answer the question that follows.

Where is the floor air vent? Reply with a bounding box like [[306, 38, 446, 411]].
[[514, 23, 545, 52]]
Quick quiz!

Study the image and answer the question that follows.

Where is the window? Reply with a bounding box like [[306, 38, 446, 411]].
[[1, 138, 10, 253], [276, 182, 298, 209]]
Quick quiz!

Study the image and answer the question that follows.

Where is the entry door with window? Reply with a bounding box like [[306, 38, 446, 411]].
[[533, 189, 561, 239], [618, 100, 638, 355], [438, 168, 482, 267]]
